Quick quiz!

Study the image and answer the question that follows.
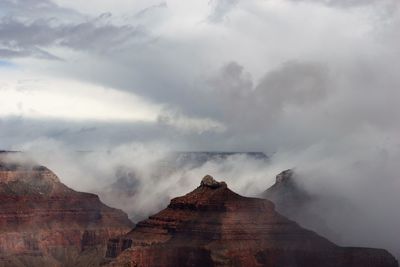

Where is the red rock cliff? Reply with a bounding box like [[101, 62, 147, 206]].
[[0, 160, 134, 266], [106, 175, 398, 267]]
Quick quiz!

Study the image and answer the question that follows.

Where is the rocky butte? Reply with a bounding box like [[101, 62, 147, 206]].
[[106, 175, 398, 267], [262, 169, 366, 249], [0, 157, 134, 267], [262, 169, 314, 220]]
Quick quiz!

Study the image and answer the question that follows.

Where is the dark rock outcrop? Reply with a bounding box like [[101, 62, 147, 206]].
[[0, 159, 134, 267], [262, 169, 354, 246], [106, 175, 398, 267], [262, 169, 312, 216]]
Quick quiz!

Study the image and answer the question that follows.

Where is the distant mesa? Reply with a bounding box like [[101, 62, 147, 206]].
[[172, 151, 268, 168], [106, 175, 398, 267], [173, 151, 268, 161]]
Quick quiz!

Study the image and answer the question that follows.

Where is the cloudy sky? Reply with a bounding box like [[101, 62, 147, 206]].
[[1, 0, 400, 257], [1, 0, 398, 152]]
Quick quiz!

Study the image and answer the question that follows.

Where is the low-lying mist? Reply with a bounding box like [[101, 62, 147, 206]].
[[6, 138, 400, 259], [6, 142, 272, 217]]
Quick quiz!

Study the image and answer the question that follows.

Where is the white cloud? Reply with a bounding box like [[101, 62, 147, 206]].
[[0, 69, 161, 122], [157, 111, 226, 134]]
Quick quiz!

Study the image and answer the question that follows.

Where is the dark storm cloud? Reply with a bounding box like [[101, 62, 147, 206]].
[[0, 0, 75, 17], [209, 61, 329, 136], [255, 62, 328, 107], [0, 6, 146, 59]]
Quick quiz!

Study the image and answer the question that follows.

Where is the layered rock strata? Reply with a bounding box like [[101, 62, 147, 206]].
[[0, 160, 133, 267], [106, 175, 398, 267]]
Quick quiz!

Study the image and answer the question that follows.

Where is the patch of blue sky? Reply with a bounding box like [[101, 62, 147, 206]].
[[0, 60, 17, 68]]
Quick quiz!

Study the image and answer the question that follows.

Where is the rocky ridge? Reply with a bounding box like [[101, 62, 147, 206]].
[[0, 158, 133, 267], [106, 175, 398, 267]]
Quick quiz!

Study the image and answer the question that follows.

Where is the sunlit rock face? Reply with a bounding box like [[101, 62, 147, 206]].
[[106, 175, 398, 267], [0, 158, 134, 267]]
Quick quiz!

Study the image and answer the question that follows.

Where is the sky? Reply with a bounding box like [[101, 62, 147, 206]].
[[1, 0, 400, 258], [0, 0, 398, 152]]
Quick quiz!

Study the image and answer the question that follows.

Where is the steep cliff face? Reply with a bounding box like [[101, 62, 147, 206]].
[[0, 159, 134, 267], [106, 175, 398, 267], [262, 169, 313, 217]]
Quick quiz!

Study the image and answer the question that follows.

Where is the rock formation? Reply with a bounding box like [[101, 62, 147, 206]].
[[102, 151, 268, 222], [0, 158, 134, 267], [262, 169, 358, 247], [106, 175, 398, 267], [262, 169, 313, 217]]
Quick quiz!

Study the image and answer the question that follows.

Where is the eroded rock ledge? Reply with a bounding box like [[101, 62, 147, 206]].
[[200, 174, 226, 188]]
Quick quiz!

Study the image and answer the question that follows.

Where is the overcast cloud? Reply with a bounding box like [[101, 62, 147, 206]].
[[1, 0, 400, 259]]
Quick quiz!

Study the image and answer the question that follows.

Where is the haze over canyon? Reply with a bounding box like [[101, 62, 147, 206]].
[[1, 0, 400, 266]]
